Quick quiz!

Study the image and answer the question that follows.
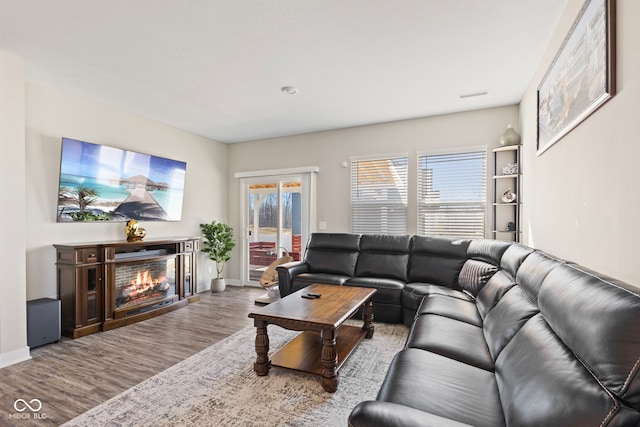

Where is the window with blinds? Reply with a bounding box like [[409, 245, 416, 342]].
[[418, 150, 486, 238], [350, 156, 408, 234]]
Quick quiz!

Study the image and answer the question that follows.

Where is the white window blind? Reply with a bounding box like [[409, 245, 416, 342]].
[[418, 150, 486, 238], [350, 156, 408, 234]]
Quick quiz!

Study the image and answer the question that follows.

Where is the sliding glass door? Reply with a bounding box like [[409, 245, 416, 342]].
[[246, 180, 302, 281], [237, 168, 317, 285]]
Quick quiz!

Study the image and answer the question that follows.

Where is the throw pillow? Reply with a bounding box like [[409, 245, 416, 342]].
[[458, 259, 499, 296]]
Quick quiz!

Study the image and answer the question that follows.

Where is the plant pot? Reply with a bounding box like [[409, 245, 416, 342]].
[[211, 278, 226, 293]]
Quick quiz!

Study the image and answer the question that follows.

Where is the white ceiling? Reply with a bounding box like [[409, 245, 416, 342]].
[[0, 0, 567, 143]]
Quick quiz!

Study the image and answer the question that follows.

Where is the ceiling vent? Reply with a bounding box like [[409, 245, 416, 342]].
[[459, 90, 488, 99]]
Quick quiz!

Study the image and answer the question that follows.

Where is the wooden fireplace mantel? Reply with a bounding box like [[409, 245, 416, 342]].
[[55, 237, 200, 338]]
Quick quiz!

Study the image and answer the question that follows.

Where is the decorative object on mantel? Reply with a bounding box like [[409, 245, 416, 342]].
[[537, 0, 616, 155], [501, 188, 517, 203], [200, 221, 236, 293], [499, 124, 521, 146], [125, 219, 146, 242], [502, 162, 518, 175], [507, 221, 516, 231]]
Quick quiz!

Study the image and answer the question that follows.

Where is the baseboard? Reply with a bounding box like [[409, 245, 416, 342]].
[[198, 278, 247, 293], [244, 282, 261, 288], [0, 346, 31, 369]]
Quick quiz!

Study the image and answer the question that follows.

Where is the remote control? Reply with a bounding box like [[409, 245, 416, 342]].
[[301, 294, 316, 299], [306, 293, 321, 298]]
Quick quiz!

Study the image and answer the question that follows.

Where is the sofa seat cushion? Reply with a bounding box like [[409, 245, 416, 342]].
[[345, 277, 404, 304], [378, 349, 505, 427], [406, 315, 493, 371], [402, 283, 472, 309], [401, 283, 474, 326], [290, 273, 350, 292], [416, 294, 482, 327], [349, 401, 476, 427]]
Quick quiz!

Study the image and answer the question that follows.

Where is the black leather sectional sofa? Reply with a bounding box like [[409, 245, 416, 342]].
[[276, 233, 640, 426]]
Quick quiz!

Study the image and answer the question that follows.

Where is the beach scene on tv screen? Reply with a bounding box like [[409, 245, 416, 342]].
[[57, 138, 186, 222]]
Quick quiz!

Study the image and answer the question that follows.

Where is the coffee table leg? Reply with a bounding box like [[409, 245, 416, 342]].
[[363, 299, 375, 338], [321, 328, 338, 392], [254, 320, 270, 376]]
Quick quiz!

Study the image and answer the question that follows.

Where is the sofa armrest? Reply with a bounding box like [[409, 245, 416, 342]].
[[276, 262, 309, 297], [349, 401, 473, 427]]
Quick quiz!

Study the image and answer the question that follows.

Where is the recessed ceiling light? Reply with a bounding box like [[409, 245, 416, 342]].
[[281, 86, 298, 95]]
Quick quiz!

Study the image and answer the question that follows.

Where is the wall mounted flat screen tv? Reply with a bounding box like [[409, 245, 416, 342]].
[[57, 137, 186, 222]]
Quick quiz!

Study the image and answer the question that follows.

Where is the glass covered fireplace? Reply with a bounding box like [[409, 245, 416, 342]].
[[114, 258, 177, 312]]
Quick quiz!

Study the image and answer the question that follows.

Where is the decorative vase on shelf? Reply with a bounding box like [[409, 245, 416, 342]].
[[501, 188, 517, 203], [500, 124, 521, 146]]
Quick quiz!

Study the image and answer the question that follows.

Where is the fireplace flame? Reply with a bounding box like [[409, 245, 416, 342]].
[[133, 270, 166, 288], [117, 269, 170, 306]]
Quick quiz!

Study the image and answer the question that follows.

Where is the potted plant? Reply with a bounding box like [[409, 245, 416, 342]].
[[200, 221, 236, 292]]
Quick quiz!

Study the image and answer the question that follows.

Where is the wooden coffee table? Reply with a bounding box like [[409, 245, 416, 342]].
[[248, 283, 376, 392]]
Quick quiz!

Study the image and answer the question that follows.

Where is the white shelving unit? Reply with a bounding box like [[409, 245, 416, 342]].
[[492, 145, 521, 242]]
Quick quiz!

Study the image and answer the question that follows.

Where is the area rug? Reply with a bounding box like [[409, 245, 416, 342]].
[[62, 322, 408, 427]]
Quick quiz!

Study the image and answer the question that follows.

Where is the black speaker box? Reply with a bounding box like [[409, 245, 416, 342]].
[[27, 298, 61, 348]]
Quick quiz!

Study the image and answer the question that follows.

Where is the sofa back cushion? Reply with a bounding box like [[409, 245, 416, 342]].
[[515, 251, 562, 304], [539, 263, 640, 409], [305, 233, 361, 276], [354, 234, 411, 281], [500, 243, 534, 279], [408, 236, 470, 287], [495, 314, 625, 426], [482, 286, 539, 360], [475, 270, 516, 319], [467, 239, 512, 265]]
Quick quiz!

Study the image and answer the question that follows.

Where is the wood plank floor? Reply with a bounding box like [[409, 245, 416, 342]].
[[0, 286, 265, 427]]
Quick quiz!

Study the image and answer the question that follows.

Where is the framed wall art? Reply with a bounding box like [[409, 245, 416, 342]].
[[537, 0, 616, 155]]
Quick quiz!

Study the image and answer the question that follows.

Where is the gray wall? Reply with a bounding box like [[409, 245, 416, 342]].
[[0, 53, 28, 367], [227, 105, 519, 281], [25, 82, 229, 301], [520, 0, 640, 284]]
